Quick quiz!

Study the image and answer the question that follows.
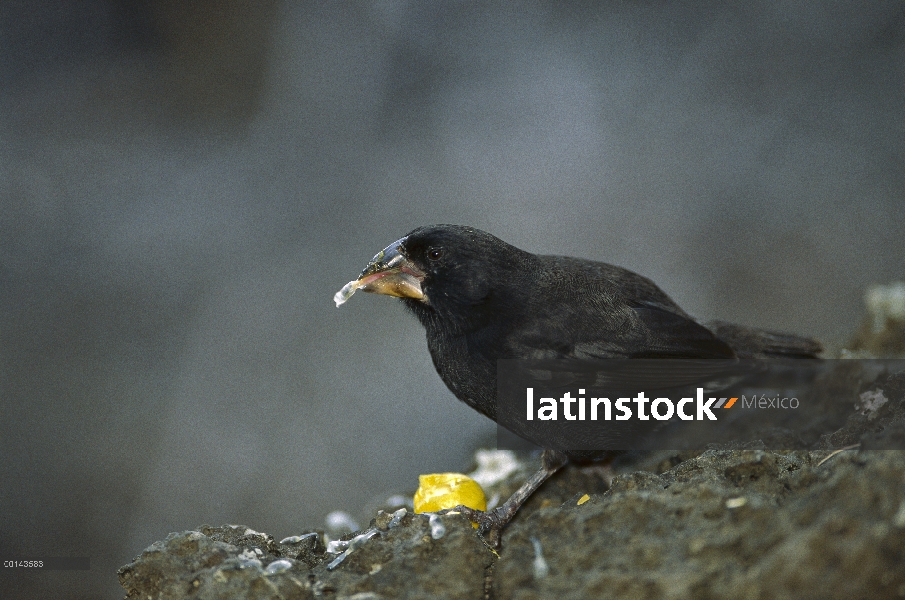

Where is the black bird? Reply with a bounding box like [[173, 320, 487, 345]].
[[335, 224, 821, 547]]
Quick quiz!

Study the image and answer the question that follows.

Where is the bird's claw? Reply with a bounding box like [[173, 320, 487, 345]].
[[438, 504, 507, 550]]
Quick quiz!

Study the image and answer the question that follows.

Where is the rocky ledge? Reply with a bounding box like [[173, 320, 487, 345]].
[[119, 285, 905, 599]]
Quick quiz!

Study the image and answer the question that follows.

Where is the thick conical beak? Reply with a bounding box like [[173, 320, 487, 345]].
[[334, 237, 426, 307]]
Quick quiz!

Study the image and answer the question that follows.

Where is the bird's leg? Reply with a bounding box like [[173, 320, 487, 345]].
[[442, 448, 568, 549]]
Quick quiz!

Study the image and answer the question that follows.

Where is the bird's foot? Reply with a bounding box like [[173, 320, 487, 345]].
[[438, 504, 514, 550], [437, 449, 570, 550]]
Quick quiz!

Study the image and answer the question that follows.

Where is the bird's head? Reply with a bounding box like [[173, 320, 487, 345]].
[[335, 225, 536, 325]]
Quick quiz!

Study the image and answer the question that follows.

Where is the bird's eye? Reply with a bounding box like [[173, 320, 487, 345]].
[[427, 247, 443, 261]]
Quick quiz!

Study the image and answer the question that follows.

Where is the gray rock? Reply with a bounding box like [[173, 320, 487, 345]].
[[119, 514, 493, 600]]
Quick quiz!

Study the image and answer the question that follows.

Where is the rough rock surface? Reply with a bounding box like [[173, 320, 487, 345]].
[[119, 514, 493, 600], [120, 291, 905, 599], [498, 449, 905, 600]]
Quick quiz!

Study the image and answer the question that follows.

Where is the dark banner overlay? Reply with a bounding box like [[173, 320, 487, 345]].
[[496, 359, 905, 453]]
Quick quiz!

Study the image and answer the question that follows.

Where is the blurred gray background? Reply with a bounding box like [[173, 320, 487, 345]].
[[1, 1, 903, 597]]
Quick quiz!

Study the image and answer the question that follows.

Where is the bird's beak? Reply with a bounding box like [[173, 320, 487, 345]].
[[334, 237, 427, 306]]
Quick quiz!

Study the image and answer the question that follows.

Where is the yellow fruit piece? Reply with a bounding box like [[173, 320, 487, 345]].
[[577, 494, 590, 506], [413, 473, 487, 514]]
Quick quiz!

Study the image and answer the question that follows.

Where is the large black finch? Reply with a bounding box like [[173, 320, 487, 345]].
[[335, 224, 821, 547]]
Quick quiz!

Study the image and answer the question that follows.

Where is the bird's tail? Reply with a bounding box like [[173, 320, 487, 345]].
[[706, 320, 822, 359]]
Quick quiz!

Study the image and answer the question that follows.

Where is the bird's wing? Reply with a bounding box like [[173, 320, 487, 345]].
[[523, 256, 734, 361], [570, 301, 736, 360], [706, 320, 822, 358], [502, 298, 739, 393]]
